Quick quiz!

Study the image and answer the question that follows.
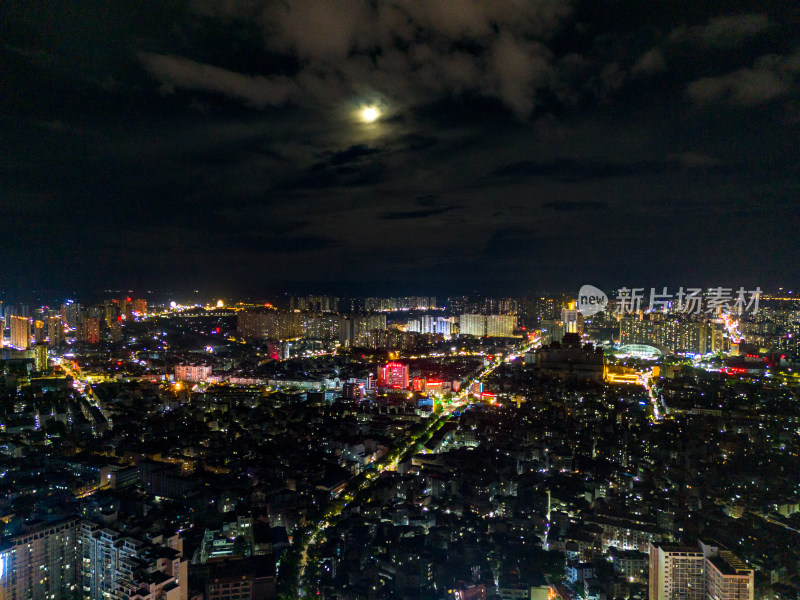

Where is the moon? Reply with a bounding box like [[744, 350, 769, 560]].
[[360, 106, 380, 123]]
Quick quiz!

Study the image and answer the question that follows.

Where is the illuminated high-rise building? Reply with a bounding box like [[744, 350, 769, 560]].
[[435, 317, 454, 337], [132, 298, 147, 315], [0, 519, 188, 600], [290, 295, 339, 312], [301, 314, 340, 342], [60, 302, 80, 329], [540, 319, 564, 344], [338, 314, 387, 346], [483, 297, 517, 314], [562, 304, 584, 335], [119, 296, 131, 319], [523, 294, 569, 327], [459, 314, 486, 337], [379, 362, 409, 389], [420, 315, 437, 334], [702, 541, 754, 600], [34, 343, 48, 372], [486, 314, 516, 337], [361, 297, 436, 311], [108, 319, 123, 343], [48, 315, 65, 347], [621, 316, 724, 354], [238, 309, 304, 340], [79, 317, 101, 345], [0, 518, 79, 600], [649, 543, 705, 600], [33, 320, 45, 343], [9, 314, 30, 349], [407, 318, 422, 333], [649, 541, 753, 600], [460, 314, 516, 337], [103, 300, 118, 324], [78, 521, 187, 600]]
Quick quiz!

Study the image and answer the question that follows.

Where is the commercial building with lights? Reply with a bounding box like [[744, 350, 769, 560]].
[[379, 362, 409, 389]]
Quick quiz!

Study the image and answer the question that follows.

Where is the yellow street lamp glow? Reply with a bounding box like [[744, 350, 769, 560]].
[[360, 106, 380, 123]]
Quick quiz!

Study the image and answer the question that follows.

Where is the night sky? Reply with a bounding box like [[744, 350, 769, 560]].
[[3, 1, 799, 299]]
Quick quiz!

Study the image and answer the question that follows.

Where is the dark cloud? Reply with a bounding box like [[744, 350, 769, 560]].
[[139, 53, 297, 108], [632, 48, 667, 75], [133, 0, 575, 117], [542, 200, 608, 211], [380, 206, 459, 220], [686, 52, 800, 106], [396, 134, 439, 152], [415, 195, 439, 206], [493, 159, 664, 181], [492, 155, 733, 182], [264, 236, 340, 253], [328, 144, 379, 166], [289, 163, 388, 190], [668, 13, 770, 48]]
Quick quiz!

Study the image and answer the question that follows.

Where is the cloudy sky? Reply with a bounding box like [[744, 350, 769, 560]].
[[3, 0, 799, 299]]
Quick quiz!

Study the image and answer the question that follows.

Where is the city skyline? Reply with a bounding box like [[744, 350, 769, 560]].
[[1, 277, 795, 599], [2, 2, 799, 599]]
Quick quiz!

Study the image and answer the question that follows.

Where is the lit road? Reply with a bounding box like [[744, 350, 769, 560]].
[[639, 368, 662, 422], [57, 357, 113, 429], [292, 336, 540, 597]]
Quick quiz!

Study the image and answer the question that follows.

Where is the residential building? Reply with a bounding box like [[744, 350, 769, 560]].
[[486, 314, 516, 337], [9, 315, 29, 350], [0, 518, 79, 600], [649, 542, 705, 600], [174, 364, 212, 382], [79, 521, 187, 600], [649, 541, 753, 600], [338, 314, 387, 346], [459, 314, 485, 337], [237, 310, 303, 340]]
